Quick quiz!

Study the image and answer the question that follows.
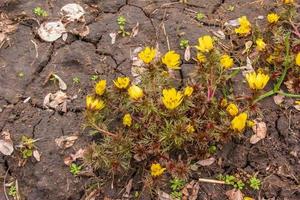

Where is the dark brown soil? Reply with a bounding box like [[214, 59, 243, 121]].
[[0, 0, 299, 200]]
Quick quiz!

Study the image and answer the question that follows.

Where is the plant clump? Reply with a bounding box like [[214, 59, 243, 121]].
[[83, 0, 300, 192]]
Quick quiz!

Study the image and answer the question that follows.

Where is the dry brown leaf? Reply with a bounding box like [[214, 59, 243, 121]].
[[55, 135, 78, 149], [84, 189, 101, 200], [38, 21, 66, 42], [157, 190, 172, 200], [184, 46, 191, 61], [250, 120, 267, 144], [131, 22, 139, 37], [61, 3, 85, 22], [273, 94, 285, 105], [0, 131, 14, 156], [122, 179, 133, 199], [43, 91, 68, 111], [33, 150, 41, 162], [182, 180, 199, 200], [64, 148, 85, 166], [196, 157, 215, 166], [242, 41, 253, 54], [0, 13, 18, 34], [225, 189, 244, 200], [52, 74, 67, 90], [109, 32, 117, 44], [212, 30, 225, 40]]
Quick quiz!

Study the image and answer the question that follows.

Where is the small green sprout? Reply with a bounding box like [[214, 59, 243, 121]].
[[33, 7, 48, 17], [73, 77, 81, 84], [235, 180, 245, 190], [19, 136, 36, 159], [170, 177, 186, 191], [171, 191, 183, 199], [179, 39, 189, 49], [208, 145, 217, 154], [219, 174, 245, 190], [8, 185, 17, 197], [90, 75, 99, 81], [196, 12, 205, 21], [70, 163, 82, 176], [249, 176, 261, 190], [117, 16, 130, 37]]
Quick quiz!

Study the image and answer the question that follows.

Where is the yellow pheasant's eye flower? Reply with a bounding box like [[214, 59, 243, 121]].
[[256, 38, 266, 51], [138, 47, 156, 64], [231, 112, 248, 133], [123, 114, 132, 127], [283, 0, 294, 4], [128, 85, 144, 100], [296, 53, 300, 67], [196, 35, 214, 53], [226, 103, 239, 116], [196, 52, 207, 63], [247, 120, 255, 128], [245, 71, 270, 90], [267, 55, 276, 64], [220, 54, 234, 69], [186, 124, 195, 133], [235, 16, 251, 36], [220, 98, 228, 108], [267, 13, 279, 24], [150, 163, 166, 177], [86, 96, 105, 111], [113, 77, 130, 89], [162, 51, 181, 69], [95, 80, 106, 96], [184, 86, 194, 97], [162, 88, 183, 110]]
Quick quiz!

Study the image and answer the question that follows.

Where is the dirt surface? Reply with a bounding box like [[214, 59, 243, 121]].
[[0, 0, 299, 200]]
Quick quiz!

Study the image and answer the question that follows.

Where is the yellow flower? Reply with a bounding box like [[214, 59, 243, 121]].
[[138, 47, 156, 64], [220, 98, 228, 108], [162, 51, 181, 69], [267, 55, 276, 64], [186, 124, 195, 133], [123, 114, 132, 127], [245, 71, 270, 90], [256, 38, 266, 51], [283, 0, 294, 4], [231, 112, 248, 133], [226, 103, 239, 116], [196, 35, 214, 53], [95, 80, 106, 96], [128, 85, 144, 100], [150, 163, 166, 177], [220, 54, 234, 69], [86, 96, 105, 111], [296, 53, 300, 66], [196, 52, 207, 63], [184, 86, 194, 97], [113, 77, 130, 89], [247, 120, 255, 128], [235, 16, 251, 36], [162, 88, 183, 110], [267, 13, 279, 24]]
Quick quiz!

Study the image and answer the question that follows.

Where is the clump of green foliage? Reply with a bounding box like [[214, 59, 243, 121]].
[[117, 16, 130, 37], [18, 136, 37, 159], [33, 7, 48, 17], [249, 176, 261, 190], [170, 177, 185, 199], [70, 163, 82, 176], [82, 1, 300, 189]]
